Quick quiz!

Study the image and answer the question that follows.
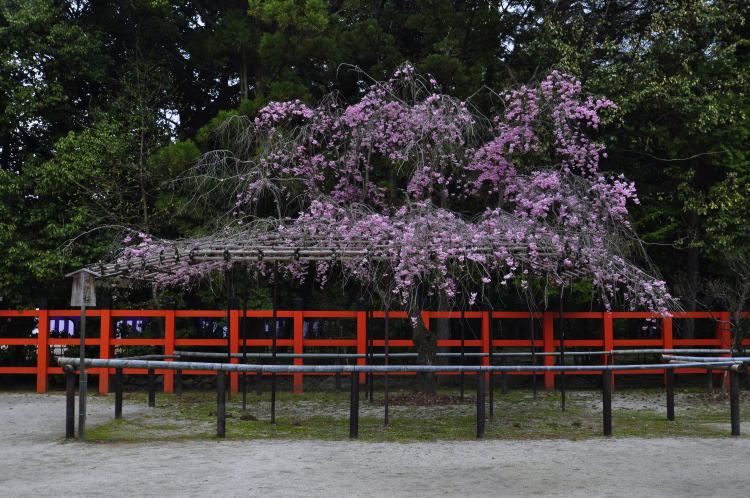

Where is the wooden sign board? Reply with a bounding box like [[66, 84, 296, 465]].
[[67, 269, 99, 307]]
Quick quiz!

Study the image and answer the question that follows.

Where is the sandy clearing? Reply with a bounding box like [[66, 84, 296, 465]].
[[1, 393, 748, 497]]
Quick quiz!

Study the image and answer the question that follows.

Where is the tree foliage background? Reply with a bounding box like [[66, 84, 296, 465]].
[[1, 0, 748, 313]]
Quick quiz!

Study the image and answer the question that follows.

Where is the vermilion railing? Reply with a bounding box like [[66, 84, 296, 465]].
[[0, 309, 745, 394]]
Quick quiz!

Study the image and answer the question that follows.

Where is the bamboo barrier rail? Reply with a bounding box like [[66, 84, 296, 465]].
[[173, 348, 735, 360], [57, 356, 744, 440], [57, 356, 742, 374]]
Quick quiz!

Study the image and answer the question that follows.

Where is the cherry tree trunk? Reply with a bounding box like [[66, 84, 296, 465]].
[[412, 314, 438, 394], [436, 293, 451, 366]]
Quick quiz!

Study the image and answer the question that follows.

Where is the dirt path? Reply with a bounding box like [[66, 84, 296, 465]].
[[1, 393, 748, 497]]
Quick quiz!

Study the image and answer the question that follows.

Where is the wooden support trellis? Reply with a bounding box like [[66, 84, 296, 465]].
[[85, 230, 592, 282]]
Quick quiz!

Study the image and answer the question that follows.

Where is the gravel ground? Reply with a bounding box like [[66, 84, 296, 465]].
[[1, 392, 749, 497]]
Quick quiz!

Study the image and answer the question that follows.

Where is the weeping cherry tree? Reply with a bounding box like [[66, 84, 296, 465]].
[[94, 64, 674, 393]]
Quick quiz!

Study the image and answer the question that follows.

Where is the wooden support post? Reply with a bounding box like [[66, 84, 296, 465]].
[[241, 315, 248, 409], [368, 311, 374, 402], [476, 371, 486, 438], [225, 272, 233, 400], [65, 367, 75, 439], [349, 373, 359, 439], [217, 372, 226, 438], [114, 368, 123, 419], [78, 305, 87, 441], [666, 368, 675, 421], [602, 370, 612, 436], [270, 265, 278, 424], [148, 369, 156, 407], [487, 310, 494, 419], [558, 291, 566, 412], [242, 265, 250, 407]]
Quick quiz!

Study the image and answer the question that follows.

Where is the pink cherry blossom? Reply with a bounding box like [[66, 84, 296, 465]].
[[111, 65, 674, 317]]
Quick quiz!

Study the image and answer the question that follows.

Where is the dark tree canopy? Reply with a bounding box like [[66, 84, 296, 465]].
[[0, 0, 747, 317]]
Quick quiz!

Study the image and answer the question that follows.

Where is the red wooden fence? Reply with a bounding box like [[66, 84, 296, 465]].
[[0, 309, 744, 394]]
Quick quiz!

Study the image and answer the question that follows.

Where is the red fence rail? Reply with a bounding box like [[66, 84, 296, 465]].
[[0, 309, 745, 394]]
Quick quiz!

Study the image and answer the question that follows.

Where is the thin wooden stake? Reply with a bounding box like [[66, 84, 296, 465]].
[[666, 368, 675, 421], [148, 368, 156, 407], [217, 372, 226, 438], [730, 369, 741, 436], [114, 368, 123, 419], [349, 373, 359, 438], [602, 370, 612, 436], [78, 305, 87, 440], [242, 266, 249, 410], [559, 288, 566, 412], [225, 269, 232, 402], [65, 367, 75, 439], [476, 372, 486, 438]]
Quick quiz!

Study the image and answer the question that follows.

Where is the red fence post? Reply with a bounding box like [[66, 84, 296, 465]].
[[13, 307, 741, 390], [662, 315, 673, 386], [482, 311, 490, 382], [36, 309, 49, 393], [163, 309, 175, 393], [662, 315, 673, 350], [718, 311, 732, 351], [294, 310, 304, 393], [421, 311, 431, 333], [229, 309, 240, 393], [98, 308, 112, 393], [602, 312, 613, 352], [603, 312, 614, 386], [422, 310, 432, 379], [718, 311, 732, 389], [356, 311, 367, 386], [543, 311, 555, 389]]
